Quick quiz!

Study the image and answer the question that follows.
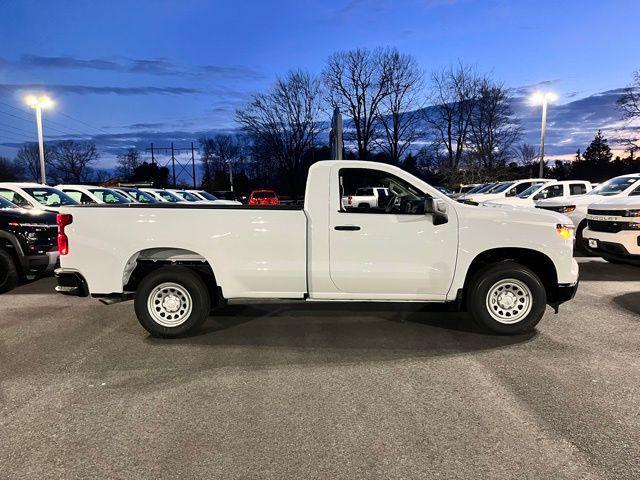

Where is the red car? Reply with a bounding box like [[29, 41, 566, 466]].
[[248, 190, 279, 206]]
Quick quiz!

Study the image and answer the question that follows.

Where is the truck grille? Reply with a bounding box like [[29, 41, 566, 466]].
[[587, 208, 626, 216], [587, 220, 632, 233]]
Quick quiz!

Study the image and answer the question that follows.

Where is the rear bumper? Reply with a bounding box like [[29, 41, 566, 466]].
[[54, 268, 89, 297], [22, 251, 59, 276]]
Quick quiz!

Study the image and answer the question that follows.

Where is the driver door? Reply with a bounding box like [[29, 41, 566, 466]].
[[328, 167, 458, 299]]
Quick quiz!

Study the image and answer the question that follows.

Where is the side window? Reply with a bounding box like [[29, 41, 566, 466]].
[[0, 189, 31, 208], [535, 184, 564, 200], [630, 183, 640, 196], [569, 183, 587, 196], [339, 168, 428, 215], [65, 190, 95, 205]]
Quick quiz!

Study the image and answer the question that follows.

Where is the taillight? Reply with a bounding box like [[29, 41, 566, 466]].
[[348, 196, 353, 205], [57, 213, 73, 255]]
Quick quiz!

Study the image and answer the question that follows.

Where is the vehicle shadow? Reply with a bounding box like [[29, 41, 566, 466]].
[[145, 301, 537, 365], [578, 258, 640, 282], [613, 292, 640, 316]]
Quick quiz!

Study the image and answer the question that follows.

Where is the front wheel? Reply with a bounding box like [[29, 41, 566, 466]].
[[134, 266, 211, 338], [467, 262, 547, 334], [0, 249, 19, 294]]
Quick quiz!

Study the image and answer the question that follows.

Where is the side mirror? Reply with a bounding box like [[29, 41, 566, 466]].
[[424, 197, 448, 225], [505, 188, 517, 197]]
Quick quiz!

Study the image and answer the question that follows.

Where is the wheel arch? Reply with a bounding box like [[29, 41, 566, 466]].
[[461, 247, 558, 306], [123, 247, 221, 305]]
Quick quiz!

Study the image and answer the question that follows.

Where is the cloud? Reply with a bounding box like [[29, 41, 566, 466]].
[[3, 54, 264, 80], [0, 83, 201, 96]]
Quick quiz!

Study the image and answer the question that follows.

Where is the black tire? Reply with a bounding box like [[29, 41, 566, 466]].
[[0, 248, 19, 294], [134, 266, 211, 338], [467, 261, 547, 334], [575, 220, 593, 255]]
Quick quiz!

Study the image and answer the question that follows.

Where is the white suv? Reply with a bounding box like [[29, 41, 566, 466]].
[[582, 196, 640, 264], [463, 179, 547, 205], [486, 180, 591, 208], [0, 183, 78, 211]]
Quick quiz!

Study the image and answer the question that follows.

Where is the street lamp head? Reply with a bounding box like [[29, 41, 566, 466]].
[[25, 95, 53, 109], [530, 91, 558, 106]]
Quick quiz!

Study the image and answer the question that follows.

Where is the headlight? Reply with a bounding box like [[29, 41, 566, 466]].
[[560, 205, 576, 214], [625, 209, 640, 217], [556, 224, 575, 240], [628, 222, 640, 230]]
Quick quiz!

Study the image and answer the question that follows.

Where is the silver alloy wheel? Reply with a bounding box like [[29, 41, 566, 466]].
[[485, 278, 533, 324], [147, 282, 193, 327]]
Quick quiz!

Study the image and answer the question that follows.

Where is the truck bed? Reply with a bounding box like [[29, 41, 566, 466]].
[[61, 204, 308, 297]]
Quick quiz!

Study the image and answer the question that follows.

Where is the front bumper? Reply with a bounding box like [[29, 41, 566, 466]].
[[548, 280, 579, 312], [54, 268, 89, 297]]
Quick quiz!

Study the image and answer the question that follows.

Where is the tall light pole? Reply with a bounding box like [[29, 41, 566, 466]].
[[531, 91, 558, 178], [25, 95, 53, 184]]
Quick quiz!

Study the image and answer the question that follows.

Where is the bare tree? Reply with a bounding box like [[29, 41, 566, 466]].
[[199, 134, 243, 190], [617, 70, 640, 153], [236, 69, 323, 196], [516, 143, 540, 164], [426, 64, 479, 181], [323, 48, 391, 159], [467, 78, 521, 171], [374, 49, 424, 164], [49, 140, 99, 183], [0, 156, 18, 181], [116, 148, 141, 180], [14, 143, 52, 182]]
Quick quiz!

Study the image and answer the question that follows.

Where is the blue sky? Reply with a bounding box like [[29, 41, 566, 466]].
[[0, 0, 638, 166]]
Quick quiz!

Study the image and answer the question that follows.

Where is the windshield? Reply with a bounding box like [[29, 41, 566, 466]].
[[517, 184, 544, 198], [196, 191, 218, 201], [465, 184, 485, 194], [0, 196, 16, 208], [130, 190, 157, 203], [158, 191, 181, 202], [89, 188, 131, 204], [587, 176, 640, 196], [490, 182, 515, 194], [23, 187, 78, 207], [475, 183, 498, 194], [176, 191, 201, 202]]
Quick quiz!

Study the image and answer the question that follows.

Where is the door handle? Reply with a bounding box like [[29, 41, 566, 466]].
[[334, 225, 361, 231]]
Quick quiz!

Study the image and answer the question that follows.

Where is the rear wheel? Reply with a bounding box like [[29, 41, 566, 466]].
[[0, 248, 19, 294], [467, 262, 547, 334], [134, 266, 211, 338]]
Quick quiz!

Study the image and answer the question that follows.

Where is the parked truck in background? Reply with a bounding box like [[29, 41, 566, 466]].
[[0, 196, 58, 292], [55, 160, 579, 338], [582, 195, 640, 264]]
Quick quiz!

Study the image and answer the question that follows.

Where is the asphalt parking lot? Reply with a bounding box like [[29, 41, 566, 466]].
[[1, 257, 639, 479]]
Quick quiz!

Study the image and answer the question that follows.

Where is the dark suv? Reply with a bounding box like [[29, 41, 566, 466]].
[[0, 196, 58, 293]]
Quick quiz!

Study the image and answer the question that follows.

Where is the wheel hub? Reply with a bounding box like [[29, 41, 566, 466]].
[[147, 282, 193, 327], [485, 278, 533, 324], [162, 295, 181, 313]]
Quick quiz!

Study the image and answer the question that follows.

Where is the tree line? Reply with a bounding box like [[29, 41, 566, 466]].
[[1, 48, 638, 193]]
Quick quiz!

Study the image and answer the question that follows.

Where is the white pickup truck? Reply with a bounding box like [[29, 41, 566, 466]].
[[582, 196, 640, 264], [55, 160, 579, 337]]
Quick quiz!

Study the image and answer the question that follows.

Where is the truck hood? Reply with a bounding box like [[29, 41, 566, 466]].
[[465, 192, 503, 202], [460, 202, 571, 225], [535, 193, 610, 208], [484, 197, 532, 207], [587, 196, 640, 211]]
